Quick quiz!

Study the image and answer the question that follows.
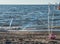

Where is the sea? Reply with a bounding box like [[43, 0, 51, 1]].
[[0, 5, 60, 31]]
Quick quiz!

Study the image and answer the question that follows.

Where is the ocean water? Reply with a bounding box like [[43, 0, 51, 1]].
[[0, 5, 60, 31]]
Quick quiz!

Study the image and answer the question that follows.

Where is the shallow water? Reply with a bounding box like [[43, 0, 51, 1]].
[[0, 5, 60, 31]]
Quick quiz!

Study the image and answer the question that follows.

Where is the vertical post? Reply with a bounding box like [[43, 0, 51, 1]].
[[9, 18, 13, 27], [51, 5, 55, 34], [48, 3, 50, 35]]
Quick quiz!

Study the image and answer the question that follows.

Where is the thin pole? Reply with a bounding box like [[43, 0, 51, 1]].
[[51, 5, 55, 34], [9, 18, 13, 27], [48, 4, 50, 35]]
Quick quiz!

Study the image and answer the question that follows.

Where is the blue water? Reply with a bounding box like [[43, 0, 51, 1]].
[[0, 5, 60, 30]]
